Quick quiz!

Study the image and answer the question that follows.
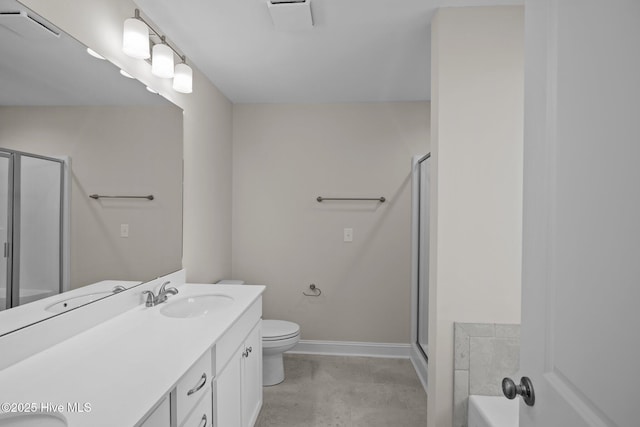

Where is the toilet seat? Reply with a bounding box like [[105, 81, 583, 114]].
[[263, 319, 300, 341]]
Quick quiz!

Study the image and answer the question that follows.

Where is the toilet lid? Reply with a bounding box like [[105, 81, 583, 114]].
[[263, 320, 300, 341]]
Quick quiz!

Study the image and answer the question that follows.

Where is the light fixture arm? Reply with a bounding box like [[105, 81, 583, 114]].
[[132, 9, 187, 64]]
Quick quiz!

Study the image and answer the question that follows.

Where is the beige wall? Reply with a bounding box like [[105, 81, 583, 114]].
[[21, 0, 234, 283], [0, 106, 183, 288], [429, 7, 524, 427], [232, 102, 429, 342]]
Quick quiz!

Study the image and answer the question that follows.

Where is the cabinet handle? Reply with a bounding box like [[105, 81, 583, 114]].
[[198, 413, 207, 427], [242, 346, 253, 358], [187, 373, 207, 396]]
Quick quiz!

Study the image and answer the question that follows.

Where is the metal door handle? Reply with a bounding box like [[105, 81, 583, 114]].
[[502, 376, 535, 406]]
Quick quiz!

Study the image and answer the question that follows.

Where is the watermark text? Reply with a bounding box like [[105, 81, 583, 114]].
[[1, 402, 92, 413]]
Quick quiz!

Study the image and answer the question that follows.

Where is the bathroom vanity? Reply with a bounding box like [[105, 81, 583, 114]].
[[0, 272, 264, 427]]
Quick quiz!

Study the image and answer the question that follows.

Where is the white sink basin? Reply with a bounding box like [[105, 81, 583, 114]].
[[160, 294, 234, 318], [45, 291, 112, 313], [0, 413, 67, 426]]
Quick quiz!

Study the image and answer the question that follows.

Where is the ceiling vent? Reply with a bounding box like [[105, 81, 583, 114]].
[[267, 0, 313, 31], [0, 10, 60, 39]]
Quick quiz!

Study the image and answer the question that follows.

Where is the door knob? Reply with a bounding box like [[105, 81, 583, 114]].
[[502, 376, 535, 406]]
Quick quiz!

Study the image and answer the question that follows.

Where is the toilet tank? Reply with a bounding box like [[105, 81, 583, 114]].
[[216, 279, 245, 285]]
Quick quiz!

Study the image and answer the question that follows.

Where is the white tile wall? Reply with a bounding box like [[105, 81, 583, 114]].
[[453, 322, 520, 427]]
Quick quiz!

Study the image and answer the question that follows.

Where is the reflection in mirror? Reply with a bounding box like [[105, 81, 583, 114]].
[[0, 149, 64, 311], [0, 0, 183, 336]]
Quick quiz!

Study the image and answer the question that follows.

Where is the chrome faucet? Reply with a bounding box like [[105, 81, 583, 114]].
[[142, 281, 179, 307], [112, 285, 127, 293], [157, 281, 179, 303]]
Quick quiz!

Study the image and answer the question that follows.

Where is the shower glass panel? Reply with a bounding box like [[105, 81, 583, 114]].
[[0, 153, 11, 311], [16, 155, 63, 306], [0, 149, 64, 309], [417, 155, 430, 358]]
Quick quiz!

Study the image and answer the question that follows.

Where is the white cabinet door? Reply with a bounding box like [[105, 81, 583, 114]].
[[520, 0, 640, 425], [138, 396, 170, 427], [214, 319, 263, 427], [215, 346, 243, 427], [241, 322, 262, 427]]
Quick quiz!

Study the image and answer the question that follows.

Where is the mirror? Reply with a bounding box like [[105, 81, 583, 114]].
[[0, 0, 183, 336]]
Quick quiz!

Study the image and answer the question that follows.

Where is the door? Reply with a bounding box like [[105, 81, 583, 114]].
[[416, 155, 430, 359], [241, 322, 262, 427], [14, 154, 64, 306], [520, 1, 638, 425], [0, 149, 64, 308], [215, 346, 243, 427], [0, 153, 11, 311]]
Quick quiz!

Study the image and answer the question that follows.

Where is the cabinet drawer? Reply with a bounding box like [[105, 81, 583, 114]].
[[176, 350, 212, 426], [180, 388, 212, 427]]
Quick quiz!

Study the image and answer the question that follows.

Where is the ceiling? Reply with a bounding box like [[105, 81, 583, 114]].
[[0, 0, 166, 106], [134, 0, 523, 104]]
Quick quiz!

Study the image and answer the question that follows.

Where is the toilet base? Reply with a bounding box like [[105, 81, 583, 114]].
[[263, 352, 285, 386], [261, 328, 300, 387]]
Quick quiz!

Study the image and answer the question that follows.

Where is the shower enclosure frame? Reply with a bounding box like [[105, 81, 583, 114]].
[[1, 148, 69, 310], [410, 153, 430, 390], [0, 151, 15, 310]]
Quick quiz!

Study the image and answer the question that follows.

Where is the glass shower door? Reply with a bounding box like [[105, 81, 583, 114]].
[[14, 154, 63, 306], [0, 153, 11, 311], [417, 156, 430, 358]]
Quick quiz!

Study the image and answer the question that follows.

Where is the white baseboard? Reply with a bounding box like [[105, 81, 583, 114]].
[[287, 340, 411, 359]]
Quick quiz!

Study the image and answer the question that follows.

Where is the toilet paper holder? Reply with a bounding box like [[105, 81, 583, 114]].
[[303, 284, 322, 297]]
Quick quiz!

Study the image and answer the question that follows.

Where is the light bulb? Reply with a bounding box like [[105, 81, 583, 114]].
[[119, 69, 134, 79], [173, 63, 193, 93], [122, 18, 150, 59], [152, 43, 174, 78], [86, 48, 105, 60]]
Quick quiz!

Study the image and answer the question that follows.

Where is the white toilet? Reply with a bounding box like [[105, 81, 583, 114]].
[[216, 280, 300, 386], [261, 319, 300, 386]]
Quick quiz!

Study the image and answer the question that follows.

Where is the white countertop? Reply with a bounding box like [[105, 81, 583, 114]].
[[0, 283, 264, 426]]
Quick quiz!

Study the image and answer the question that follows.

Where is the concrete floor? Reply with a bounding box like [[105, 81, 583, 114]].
[[255, 354, 427, 427]]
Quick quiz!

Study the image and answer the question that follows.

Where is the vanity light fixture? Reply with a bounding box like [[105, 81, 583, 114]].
[[151, 37, 174, 78], [173, 62, 193, 94], [122, 9, 193, 93], [86, 48, 105, 60], [119, 69, 135, 79], [122, 10, 150, 59], [146, 86, 158, 94]]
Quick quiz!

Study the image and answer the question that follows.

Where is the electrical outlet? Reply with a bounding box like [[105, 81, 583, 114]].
[[120, 224, 129, 238], [343, 228, 353, 242]]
